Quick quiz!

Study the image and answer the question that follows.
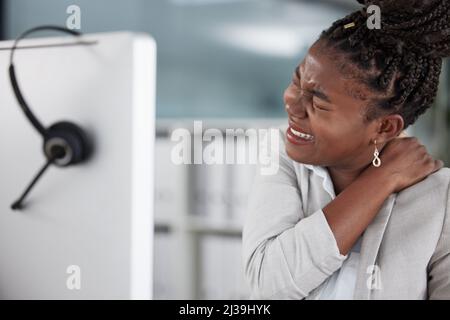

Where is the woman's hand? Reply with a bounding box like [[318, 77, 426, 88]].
[[371, 135, 444, 193]]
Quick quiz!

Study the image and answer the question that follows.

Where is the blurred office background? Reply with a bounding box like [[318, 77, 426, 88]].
[[1, 0, 448, 299]]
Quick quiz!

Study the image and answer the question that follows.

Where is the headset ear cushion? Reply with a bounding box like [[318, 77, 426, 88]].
[[44, 121, 91, 165]]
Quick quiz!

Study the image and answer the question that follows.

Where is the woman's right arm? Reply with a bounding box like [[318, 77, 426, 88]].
[[243, 130, 350, 299], [243, 146, 350, 299]]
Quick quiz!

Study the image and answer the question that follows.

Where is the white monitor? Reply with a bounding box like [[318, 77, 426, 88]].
[[0, 31, 156, 299]]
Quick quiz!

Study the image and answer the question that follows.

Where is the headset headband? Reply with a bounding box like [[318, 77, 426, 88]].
[[8, 26, 82, 137]]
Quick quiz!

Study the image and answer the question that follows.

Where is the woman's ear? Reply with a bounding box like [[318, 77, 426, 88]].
[[375, 114, 405, 144]]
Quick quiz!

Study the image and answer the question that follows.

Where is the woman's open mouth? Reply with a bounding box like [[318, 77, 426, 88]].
[[286, 126, 315, 145]]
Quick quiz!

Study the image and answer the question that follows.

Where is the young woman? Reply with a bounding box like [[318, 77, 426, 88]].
[[243, 0, 450, 299]]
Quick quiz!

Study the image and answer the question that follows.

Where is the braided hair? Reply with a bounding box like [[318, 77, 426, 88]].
[[318, 0, 450, 130]]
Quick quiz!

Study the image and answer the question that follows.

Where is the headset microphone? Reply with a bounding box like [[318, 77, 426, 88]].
[[9, 26, 93, 210]]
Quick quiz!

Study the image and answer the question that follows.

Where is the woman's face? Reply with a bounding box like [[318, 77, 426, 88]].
[[283, 41, 380, 169]]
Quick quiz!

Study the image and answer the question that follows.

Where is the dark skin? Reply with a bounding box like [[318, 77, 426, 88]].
[[283, 40, 404, 195], [283, 40, 409, 255]]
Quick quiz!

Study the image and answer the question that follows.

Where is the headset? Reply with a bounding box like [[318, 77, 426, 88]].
[[9, 26, 93, 210]]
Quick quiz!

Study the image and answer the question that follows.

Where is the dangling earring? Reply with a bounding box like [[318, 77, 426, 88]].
[[372, 140, 381, 167]]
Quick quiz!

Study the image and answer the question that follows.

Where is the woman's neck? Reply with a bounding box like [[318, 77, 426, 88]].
[[327, 164, 370, 196]]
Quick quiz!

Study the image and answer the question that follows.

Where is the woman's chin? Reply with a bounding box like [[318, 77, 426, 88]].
[[286, 145, 309, 164], [285, 143, 324, 166]]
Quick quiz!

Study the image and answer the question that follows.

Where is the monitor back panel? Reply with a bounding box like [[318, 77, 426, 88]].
[[0, 31, 156, 299]]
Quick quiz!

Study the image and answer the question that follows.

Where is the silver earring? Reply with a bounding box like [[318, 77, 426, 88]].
[[372, 140, 381, 167]]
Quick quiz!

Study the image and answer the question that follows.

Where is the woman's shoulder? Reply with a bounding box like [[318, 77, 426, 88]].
[[396, 167, 450, 209], [411, 167, 450, 192], [431, 167, 450, 182]]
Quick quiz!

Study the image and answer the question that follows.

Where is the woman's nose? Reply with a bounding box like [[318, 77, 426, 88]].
[[284, 87, 308, 118]]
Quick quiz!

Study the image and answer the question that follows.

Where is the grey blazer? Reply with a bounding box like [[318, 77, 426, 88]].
[[242, 128, 450, 300]]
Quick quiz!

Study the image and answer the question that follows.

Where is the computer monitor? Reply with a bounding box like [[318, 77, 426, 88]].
[[0, 0, 5, 40], [0, 31, 156, 299]]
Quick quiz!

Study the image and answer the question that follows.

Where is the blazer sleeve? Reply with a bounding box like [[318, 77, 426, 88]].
[[242, 128, 347, 300], [427, 179, 450, 300]]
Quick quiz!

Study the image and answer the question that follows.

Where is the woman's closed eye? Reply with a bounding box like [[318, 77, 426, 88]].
[[290, 65, 331, 112], [308, 93, 330, 111], [313, 100, 329, 111]]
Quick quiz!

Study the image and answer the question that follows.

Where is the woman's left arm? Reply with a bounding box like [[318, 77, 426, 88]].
[[427, 183, 450, 300]]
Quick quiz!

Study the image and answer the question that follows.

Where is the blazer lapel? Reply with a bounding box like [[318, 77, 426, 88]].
[[353, 193, 398, 299]]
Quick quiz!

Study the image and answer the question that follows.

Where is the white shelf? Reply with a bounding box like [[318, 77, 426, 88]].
[[153, 118, 281, 299], [155, 215, 243, 236]]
